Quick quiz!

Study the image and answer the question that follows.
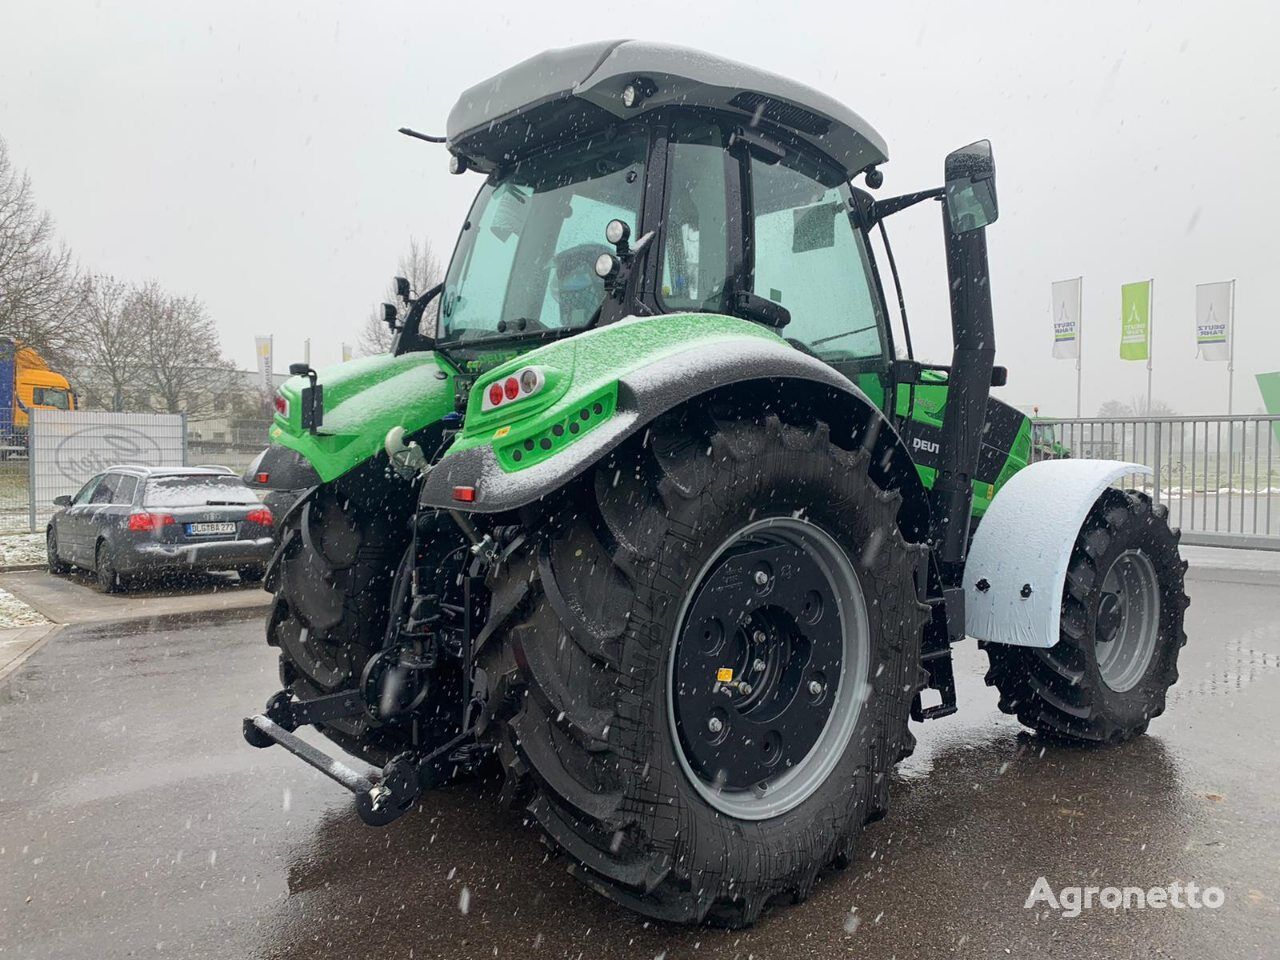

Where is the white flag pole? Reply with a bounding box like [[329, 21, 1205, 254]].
[[1228, 279, 1236, 416], [1076, 276, 1084, 418], [1146, 278, 1154, 414]]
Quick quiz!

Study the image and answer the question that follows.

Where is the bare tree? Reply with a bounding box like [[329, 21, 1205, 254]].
[[1096, 396, 1178, 418], [0, 138, 81, 357], [130, 282, 236, 418], [66, 275, 143, 411], [358, 236, 445, 356]]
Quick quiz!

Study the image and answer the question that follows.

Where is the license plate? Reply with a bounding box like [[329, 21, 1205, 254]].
[[187, 522, 236, 535]]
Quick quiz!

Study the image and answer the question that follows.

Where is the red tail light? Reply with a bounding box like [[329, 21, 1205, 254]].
[[128, 512, 175, 532], [246, 507, 273, 527], [273, 394, 289, 417], [480, 366, 546, 412]]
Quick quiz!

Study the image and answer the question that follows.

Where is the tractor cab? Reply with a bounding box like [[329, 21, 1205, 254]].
[[407, 41, 897, 394], [404, 40, 1010, 563]]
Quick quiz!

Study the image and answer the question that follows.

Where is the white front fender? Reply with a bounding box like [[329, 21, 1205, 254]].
[[964, 459, 1151, 648]]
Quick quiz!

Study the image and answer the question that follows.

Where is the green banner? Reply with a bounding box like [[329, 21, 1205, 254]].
[[1258, 372, 1280, 444], [1120, 281, 1150, 361]]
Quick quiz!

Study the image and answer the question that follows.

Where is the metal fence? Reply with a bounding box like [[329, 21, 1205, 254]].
[[0, 413, 269, 535], [1031, 415, 1280, 550], [28, 410, 187, 533]]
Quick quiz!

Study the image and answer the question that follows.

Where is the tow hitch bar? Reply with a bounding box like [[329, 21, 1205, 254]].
[[242, 689, 476, 827]]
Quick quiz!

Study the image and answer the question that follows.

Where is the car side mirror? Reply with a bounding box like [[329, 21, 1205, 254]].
[[943, 139, 998, 234], [54, 495, 71, 508]]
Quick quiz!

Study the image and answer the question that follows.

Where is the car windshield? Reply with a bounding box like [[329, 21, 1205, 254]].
[[143, 475, 257, 507], [33, 387, 69, 409], [437, 132, 647, 344]]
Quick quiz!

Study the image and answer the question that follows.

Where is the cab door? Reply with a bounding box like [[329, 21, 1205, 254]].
[[742, 150, 893, 409]]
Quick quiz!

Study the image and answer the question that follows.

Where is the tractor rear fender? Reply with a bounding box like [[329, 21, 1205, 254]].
[[965, 459, 1152, 648], [419, 324, 929, 540]]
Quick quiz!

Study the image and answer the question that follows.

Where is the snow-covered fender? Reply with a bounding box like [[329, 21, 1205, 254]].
[[964, 459, 1152, 648], [419, 312, 927, 534]]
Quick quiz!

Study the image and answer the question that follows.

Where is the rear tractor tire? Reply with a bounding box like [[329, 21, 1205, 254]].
[[984, 489, 1189, 743], [481, 407, 929, 926]]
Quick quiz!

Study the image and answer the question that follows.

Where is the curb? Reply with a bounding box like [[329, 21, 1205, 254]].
[[58, 600, 271, 635], [0, 564, 48, 574], [0, 623, 63, 684]]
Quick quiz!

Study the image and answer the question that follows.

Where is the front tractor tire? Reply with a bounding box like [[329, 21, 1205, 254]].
[[984, 490, 1189, 743], [482, 407, 929, 926]]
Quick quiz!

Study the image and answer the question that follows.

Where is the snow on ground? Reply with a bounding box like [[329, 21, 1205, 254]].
[[0, 532, 44, 568], [0, 534, 49, 627], [0, 585, 48, 628]]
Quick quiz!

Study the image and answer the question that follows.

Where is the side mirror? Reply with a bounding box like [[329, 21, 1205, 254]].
[[394, 276, 411, 302], [54, 495, 71, 508], [943, 139, 998, 234]]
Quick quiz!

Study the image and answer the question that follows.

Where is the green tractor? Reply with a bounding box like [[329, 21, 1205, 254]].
[[243, 41, 1189, 925]]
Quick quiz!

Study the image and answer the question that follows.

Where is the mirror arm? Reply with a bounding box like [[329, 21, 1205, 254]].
[[865, 187, 944, 227], [393, 282, 445, 356]]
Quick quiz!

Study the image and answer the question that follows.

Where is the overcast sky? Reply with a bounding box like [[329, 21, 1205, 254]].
[[2, 0, 1276, 416]]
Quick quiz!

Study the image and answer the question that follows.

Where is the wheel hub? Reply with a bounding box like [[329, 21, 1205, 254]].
[[1094, 549, 1162, 693], [1095, 592, 1123, 643], [668, 518, 869, 819]]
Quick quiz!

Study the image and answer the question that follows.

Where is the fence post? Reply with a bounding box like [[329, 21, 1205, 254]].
[[1152, 420, 1162, 507], [27, 411, 36, 533]]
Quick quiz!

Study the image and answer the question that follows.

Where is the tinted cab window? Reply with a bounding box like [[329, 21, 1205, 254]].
[[749, 155, 886, 366], [661, 121, 730, 312]]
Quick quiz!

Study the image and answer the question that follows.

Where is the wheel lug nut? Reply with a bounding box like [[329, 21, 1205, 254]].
[[739, 682, 753, 696], [808, 680, 824, 696], [753, 570, 769, 586], [752, 658, 766, 673], [752, 630, 767, 645], [708, 716, 724, 734]]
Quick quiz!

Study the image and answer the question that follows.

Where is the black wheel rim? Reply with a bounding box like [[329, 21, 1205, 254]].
[[668, 517, 869, 820]]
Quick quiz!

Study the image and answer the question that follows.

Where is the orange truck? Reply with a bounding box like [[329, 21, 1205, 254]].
[[0, 338, 75, 452]]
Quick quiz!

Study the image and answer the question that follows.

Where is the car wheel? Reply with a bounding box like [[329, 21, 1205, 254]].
[[46, 528, 70, 575], [95, 541, 122, 594]]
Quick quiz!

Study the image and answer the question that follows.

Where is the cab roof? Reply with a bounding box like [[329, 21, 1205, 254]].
[[446, 40, 888, 181]]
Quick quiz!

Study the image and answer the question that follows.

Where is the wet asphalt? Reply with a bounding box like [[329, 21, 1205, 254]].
[[2, 554, 1278, 959]]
